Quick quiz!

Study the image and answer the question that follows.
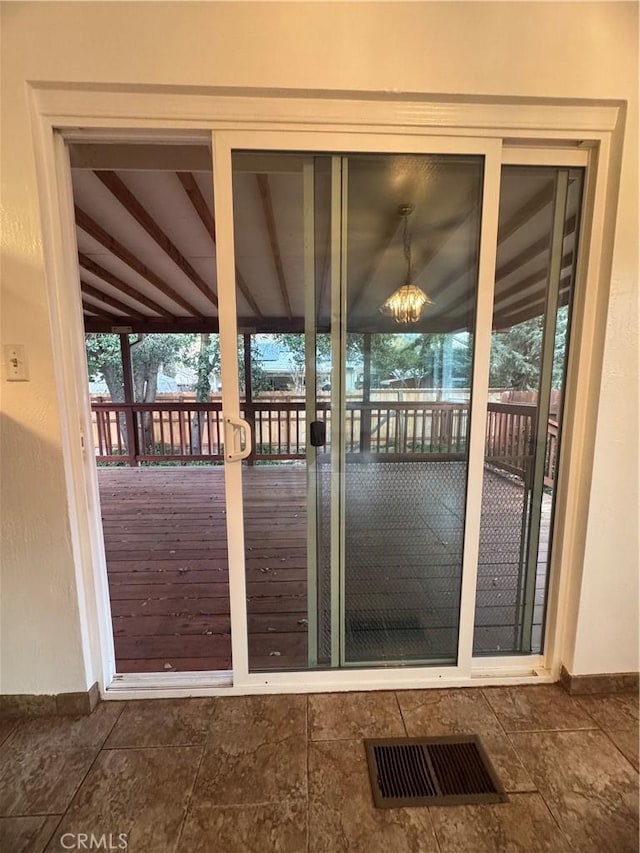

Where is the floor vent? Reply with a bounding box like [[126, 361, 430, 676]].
[[364, 735, 508, 808]]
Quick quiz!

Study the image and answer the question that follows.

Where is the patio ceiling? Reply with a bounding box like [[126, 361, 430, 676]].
[[73, 143, 581, 336]]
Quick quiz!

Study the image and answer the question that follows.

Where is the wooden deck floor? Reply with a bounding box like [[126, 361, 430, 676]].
[[100, 465, 309, 672], [99, 464, 549, 673]]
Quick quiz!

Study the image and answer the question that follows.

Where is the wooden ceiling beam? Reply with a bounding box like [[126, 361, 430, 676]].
[[497, 181, 555, 243], [82, 300, 118, 321], [176, 172, 216, 240], [413, 184, 570, 314], [82, 314, 464, 335], [496, 250, 574, 305], [75, 206, 206, 318], [78, 253, 174, 318], [351, 195, 480, 314], [234, 269, 264, 318], [256, 173, 292, 320], [81, 282, 147, 319], [495, 214, 577, 283], [494, 284, 548, 321], [413, 196, 480, 279], [494, 279, 571, 329], [176, 172, 263, 317], [442, 250, 575, 331], [348, 213, 401, 312], [83, 316, 306, 335], [95, 170, 217, 307]]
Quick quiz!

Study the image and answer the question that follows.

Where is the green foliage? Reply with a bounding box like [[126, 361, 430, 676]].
[[85, 333, 192, 402], [195, 335, 217, 401], [85, 334, 124, 400], [488, 308, 568, 392], [85, 307, 569, 405], [239, 336, 270, 395], [552, 306, 569, 387], [489, 317, 543, 391], [181, 333, 220, 402], [85, 333, 122, 377], [272, 334, 306, 392], [274, 333, 306, 368], [370, 333, 471, 389], [273, 332, 362, 391], [131, 334, 191, 402]]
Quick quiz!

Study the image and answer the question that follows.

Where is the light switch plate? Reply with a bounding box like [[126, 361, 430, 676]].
[[4, 344, 29, 381]]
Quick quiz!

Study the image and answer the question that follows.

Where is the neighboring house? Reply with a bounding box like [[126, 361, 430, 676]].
[[253, 337, 358, 392], [89, 372, 180, 396], [173, 364, 199, 393]]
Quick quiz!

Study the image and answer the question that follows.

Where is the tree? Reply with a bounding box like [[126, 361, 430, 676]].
[[552, 306, 569, 387], [370, 334, 428, 388], [367, 332, 473, 393], [190, 333, 220, 403], [238, 336, 269, 396], [273, 332, 361, 393], [184, 333, 219, 453], [85, 334, 125, 401], [85, 333, 191, 401], [273, 333, 324, 393], [181, 333, 269, 400], [489, 317, 544, 391], [86, 332, 192, 451], [131, 334, 190, 403]]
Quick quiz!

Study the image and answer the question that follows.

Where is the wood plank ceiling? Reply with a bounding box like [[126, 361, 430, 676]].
[[73, 144, 582, 336]]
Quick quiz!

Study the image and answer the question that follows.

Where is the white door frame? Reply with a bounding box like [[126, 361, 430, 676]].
[[27, 84, 622, 698], [214, 130, 501, 690]]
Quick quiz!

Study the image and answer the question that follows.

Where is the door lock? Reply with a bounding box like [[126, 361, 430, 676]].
[[310, 420, 326, 447]]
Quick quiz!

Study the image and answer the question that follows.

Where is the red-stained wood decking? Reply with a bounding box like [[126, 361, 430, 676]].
[[100, 465, 308, 672], [99, 464, 550, 674]]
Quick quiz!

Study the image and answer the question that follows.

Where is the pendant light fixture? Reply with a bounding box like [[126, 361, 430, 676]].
[[380, 204, 433, 324]]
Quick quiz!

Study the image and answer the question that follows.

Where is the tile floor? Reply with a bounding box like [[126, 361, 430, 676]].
[[0, 685, 637, 852]]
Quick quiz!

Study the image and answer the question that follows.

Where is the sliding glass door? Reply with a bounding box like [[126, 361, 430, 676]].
[[226, 146, 485, 672], [211, 133, 584, 681]]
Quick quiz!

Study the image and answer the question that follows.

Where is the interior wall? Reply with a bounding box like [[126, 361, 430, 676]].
[[1, 2, 637, 694]]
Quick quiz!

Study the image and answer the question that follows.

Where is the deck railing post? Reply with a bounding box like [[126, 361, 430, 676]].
[[244, 402, 256, 465], [243, 334, 256, 465], [545, 417, 558, 487], [119, 334, 139, 466], [360, 333, 372, 456], [95, 407, 106, 457], [123, 406, 138, 467]]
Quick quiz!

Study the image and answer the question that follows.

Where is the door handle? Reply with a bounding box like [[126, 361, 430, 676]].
[[224, 416, 253, 462], [310, 420, 326, 447]]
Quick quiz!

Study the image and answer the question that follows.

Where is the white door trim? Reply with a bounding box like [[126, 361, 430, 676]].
[[27, 84, 623, 698]]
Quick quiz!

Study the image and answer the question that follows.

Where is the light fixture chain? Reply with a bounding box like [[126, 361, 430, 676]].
[[380, 203, 432, 324], [403, 211, 412, 284]]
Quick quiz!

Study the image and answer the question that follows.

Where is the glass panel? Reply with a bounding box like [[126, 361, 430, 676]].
[[342, 154, 484, 665], [231, 150, 484, 671], [473, 166, 584, 655], [232, 152, 334, 671], [74, 141, 233, 673]]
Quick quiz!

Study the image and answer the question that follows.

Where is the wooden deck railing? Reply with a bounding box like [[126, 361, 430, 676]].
[[90, 399, 559, 486]]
